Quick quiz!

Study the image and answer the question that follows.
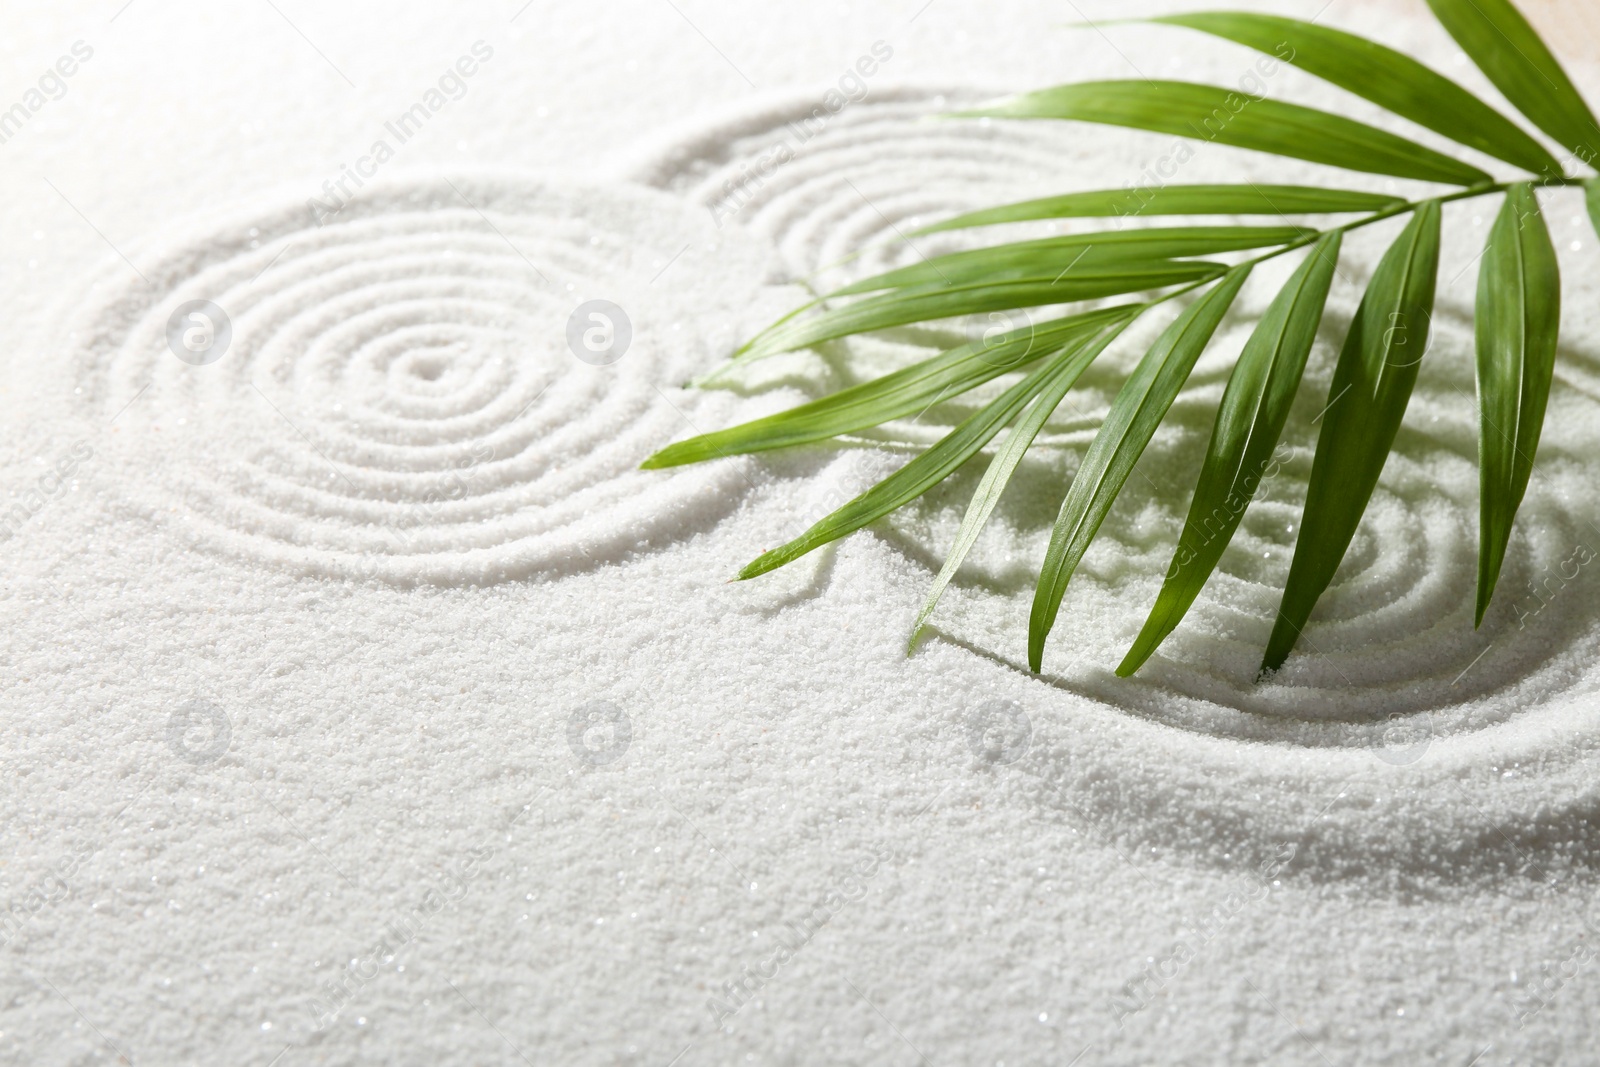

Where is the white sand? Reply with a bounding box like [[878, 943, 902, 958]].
[[5, 1, 1600, 1065]]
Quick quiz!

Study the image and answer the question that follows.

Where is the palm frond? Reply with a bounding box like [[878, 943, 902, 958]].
[[737, 306, 1143, 580], [1152, 12, 1562, 176], [642, 306, 1132, 468], [1475, 183, 1559, 625], [958, 81, 1492, 186], [1425, 0, 1600, 165], [911, 316, 1135, 649], [917, 185, 1402, 234], [647, 1, 1598, 678], [1029, 267, 1252, 671], [1120, 232, 1342, 677], [733, 262, 1220, 365], [732, 226, 1314, 366], [1263, 204, 1443, 674], [832, 226, 1310, 296]]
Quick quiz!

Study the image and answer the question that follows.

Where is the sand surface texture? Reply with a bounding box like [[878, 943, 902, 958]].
[[3, 1, 1600, 1064]]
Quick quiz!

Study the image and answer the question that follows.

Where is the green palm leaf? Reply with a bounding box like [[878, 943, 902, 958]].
[[738, 306, 1143, 580], [737, 261, 1222, 363], [1425, 0, 1600, 166], [1152, 12, 1561, 176], [916, 185, 1403, 234], [652, 0, 1595, 679], [909, 316, 1135, 646], [960, 81, 1492, 186], [833, 226, 1313, 296], [1029, 266, 1253, 671], [643, 306, 1134, 468], [1475, 183, 1560, 624], [1263, 203, 1443, 674], [1120, 232, 1343, 677]]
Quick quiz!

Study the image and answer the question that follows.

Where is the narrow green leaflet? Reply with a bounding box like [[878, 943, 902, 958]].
[[737, 261, 1221, 362], [909, 317, 1133, 648], [642, 306, 1133, 468], [1154, 12, 1561, 176], [916, 184, 1402, 234], [1262, 203, 1443, 673], [738, 306, 1144, 580], [1475, 183, 1560, 624], [1119, 233, 1343, 677], [733, 227, 1311, 366], [1587, 179, 1600, 242], [834, 226, 1311, 295], [1426, 0, 1600, 166], [961, 81, 1491, 187], [1028, 265, 1253, 672]]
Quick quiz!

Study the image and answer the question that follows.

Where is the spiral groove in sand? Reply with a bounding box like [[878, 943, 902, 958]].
[[70, 176, 784, 583]]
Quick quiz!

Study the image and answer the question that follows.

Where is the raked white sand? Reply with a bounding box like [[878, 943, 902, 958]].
[[4, 1, 1600, 1065]]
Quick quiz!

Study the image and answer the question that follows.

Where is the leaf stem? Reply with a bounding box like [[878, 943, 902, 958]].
[[1143, 177, 1588, 313]]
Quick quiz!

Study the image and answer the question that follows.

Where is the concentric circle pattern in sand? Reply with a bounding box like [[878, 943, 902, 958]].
[[629, 84, 1087, 288], [627, 89, 1600, 870], [68, 176, 786, 584], [633, 86, 1600, 879], [627, 86, 1150, 448], [901, 282, 1600, 737], [935, 291, 1600, 885], [633, 88, 1600, 721]]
